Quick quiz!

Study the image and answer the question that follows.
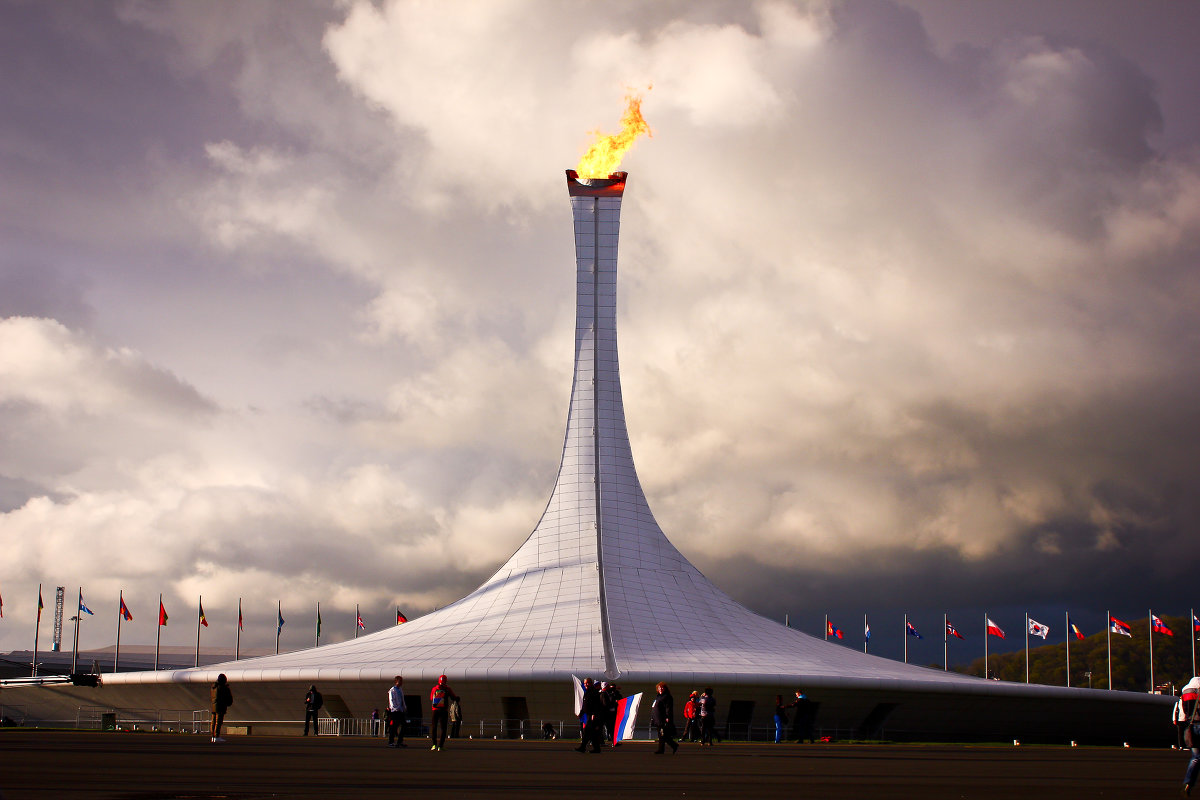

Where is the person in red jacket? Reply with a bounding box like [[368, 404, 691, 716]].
[[428, 675, 459, 751], [681, 691, 699, 742]]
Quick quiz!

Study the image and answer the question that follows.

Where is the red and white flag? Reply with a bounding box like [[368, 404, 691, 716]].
[[986, 618, 1006, 639]]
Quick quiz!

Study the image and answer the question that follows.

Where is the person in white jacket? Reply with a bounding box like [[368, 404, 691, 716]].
[[386, 675, 408, 748], [1180, 676, 1200, 795]]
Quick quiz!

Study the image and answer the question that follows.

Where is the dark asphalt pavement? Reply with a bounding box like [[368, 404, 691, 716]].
[[0, 731, 1189, 799]]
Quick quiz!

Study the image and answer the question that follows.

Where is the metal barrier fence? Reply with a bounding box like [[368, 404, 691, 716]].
[[73, 706, 200, 733], [317, 717, 383, 737]]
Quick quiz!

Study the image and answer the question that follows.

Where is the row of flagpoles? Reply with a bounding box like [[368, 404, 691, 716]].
[[817, 610, 1200, 690], [3, 584, 409, 677]]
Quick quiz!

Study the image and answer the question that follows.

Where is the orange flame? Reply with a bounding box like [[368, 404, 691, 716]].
[[575, 92, 652, 178]]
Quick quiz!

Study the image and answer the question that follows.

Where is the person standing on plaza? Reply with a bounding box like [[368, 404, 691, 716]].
[[386, 676, 408, 748], [574, 677, 605, 753], [303, 685, 323, 736], [773, 694, 789, 744], [1182, 676, 1200, 795], [449, 695, 462, 739], [210, 673, 232, 743], [651, 682, 679, 754], [698, 687, 718, 746], [681, 691, 699, 742], [429, 674, 459, 751]]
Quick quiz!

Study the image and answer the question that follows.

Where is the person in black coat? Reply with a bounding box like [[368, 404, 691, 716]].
[[651, 681, 679, 754], [575, 678, 606, 753]]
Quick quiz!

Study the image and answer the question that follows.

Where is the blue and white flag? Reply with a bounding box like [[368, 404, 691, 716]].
[[864, 620, 871, 642], [615, 692, 643, 744], [79, 594, 94, 616]]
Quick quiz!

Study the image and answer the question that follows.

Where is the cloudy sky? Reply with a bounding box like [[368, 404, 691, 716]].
[[3, 0, 1199, 665]]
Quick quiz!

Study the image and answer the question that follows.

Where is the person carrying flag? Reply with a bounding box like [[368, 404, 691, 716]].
[[574, 677, 606, 753], [651, 682, 678, 754], [428, 674, 459, 751]]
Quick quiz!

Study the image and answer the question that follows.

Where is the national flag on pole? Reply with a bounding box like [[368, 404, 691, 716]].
[[317, 609, 322, 638], [906, 621, 923, 639], [827, 620, 843, 639], [277, 608, 285, 635], [38, 590, 44, 621], [1109, 615, 1132, 637], [571, 674, 586, 717], [158, 600, 168, 626], [120, 596, 133, 621], [357, 613, 366, 630], [613, 692, 643, 745], [79, 594, 94, 616], [946, 621, 964, 639], [864, 620, 871, 642], [397, 608, 408, 625], [1193, 613, 1200, 634], [1152, 614, 1174, 636], [986, 618, 1005, 639], [0, 588, 4, 618], [1028, 618, 1049, 639], [1069, 618, 1084, 640], [199, 600, 208, 627], [237, 602, 243, 631]]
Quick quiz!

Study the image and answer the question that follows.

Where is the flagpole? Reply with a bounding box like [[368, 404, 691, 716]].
[[315, 601, 320, 647], [1065, 611, 1070, 688], [355, 603, 360, 639], [903, 613, 908, 664], [1025, 612, 1029, 684], [71, 587, 82, 674], [1193, 607, 1197, 679], [155, 594, 163, 670], [235, 598, 242, 661], [33, 583, 42, 677], [824, 613, 829, 642], [864, 613, 868, 654], [1106, 609, 1111, 690], [195, 595, 202, 668], [784, 613, 789, 628], [1148, 609, 1154, 693], [115, 591, 124, 674], [276, 600, 282, 654], [984, 612, 989, 681], [943, 613, 948, 672]]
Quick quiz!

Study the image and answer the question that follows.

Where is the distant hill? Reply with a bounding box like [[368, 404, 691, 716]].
[[953, 614, 1196, 692]]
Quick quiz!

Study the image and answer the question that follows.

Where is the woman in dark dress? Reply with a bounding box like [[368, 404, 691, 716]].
[[651, 682, 679, 754]]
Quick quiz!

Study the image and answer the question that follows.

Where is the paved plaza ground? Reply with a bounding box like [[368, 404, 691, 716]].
[[0, 730, 1190, 799]]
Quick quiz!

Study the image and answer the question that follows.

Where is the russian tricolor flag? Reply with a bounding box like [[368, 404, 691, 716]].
[[613, 692, 642, 745]]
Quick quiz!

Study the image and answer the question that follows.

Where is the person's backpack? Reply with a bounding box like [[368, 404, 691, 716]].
[[312, 691, 323, 711], [431, 687, 446, 710]]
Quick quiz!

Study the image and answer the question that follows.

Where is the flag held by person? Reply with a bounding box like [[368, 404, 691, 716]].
[[613, 692, 642, 744], [1152, 614, 1174, 636], [1109, 615, 1132, 637], [571, 674, 586, 717], [1028, 618, 1049, 639], [986, 618, 1006, 639]]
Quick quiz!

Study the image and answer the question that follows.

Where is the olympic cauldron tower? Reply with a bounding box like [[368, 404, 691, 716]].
[[17, 170, 1172, 742]]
